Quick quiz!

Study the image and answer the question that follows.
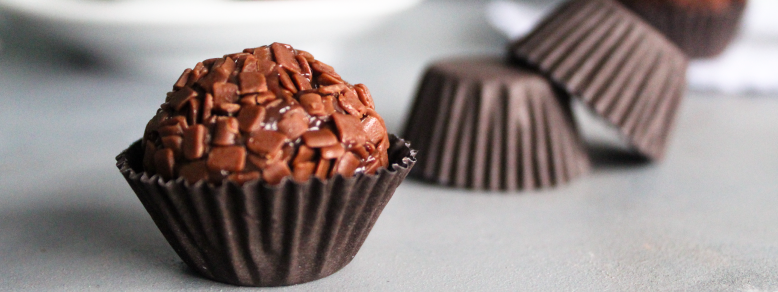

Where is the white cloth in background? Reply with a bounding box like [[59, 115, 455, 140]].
[[487, 0, 778, 94]]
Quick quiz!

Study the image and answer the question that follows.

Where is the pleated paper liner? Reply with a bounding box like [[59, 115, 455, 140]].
[[402, 57, 590, 191], [116, 135, 416, 287], [618, 0, 746, 58], [509, 0, 689, 160]]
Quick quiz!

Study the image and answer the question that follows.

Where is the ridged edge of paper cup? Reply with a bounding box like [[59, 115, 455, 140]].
[[116, 135, 416, 287], [618, 0, 746, 58], [510, 0, 689, 160], [402, 57, 590, 191]]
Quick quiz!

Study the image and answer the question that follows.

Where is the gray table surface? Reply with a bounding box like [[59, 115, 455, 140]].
[[2, 1, 778, 291]]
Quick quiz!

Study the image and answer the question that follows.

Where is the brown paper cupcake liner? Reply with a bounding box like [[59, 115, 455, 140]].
[[402, 57, 590, 191], [618, 0, 746, 58], [510, 0, 688, 160], [116, 135, 416, 287]]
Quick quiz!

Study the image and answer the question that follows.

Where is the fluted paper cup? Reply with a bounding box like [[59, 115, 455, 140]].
[[116, 135, 416, 287], [402, 57, 590, 191], [618, 0, 747, 58], [510, 0, 689, 160]]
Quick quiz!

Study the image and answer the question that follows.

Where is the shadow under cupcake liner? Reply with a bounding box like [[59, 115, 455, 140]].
[[116, 135, 416, 287], [510, 0, 688, 160], [402, 57, 590, 191], [618, 0, 747, 58]]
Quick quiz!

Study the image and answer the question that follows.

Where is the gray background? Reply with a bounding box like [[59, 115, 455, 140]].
[[2, 0, 777, 291]]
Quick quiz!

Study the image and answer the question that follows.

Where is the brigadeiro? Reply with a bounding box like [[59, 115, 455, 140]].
[[116, 43, 416, 286], [618, 0, 747, 58], [403, 57, 590, 191], [510, 0, 689, 160]]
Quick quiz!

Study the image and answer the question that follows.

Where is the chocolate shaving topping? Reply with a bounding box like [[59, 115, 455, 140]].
[[212, 82, 239, 105], [292, 161, 316, 182], [207, 146, 246, 172], [334, 152, 361, 177], [310, 60, 336, 76], [321, 95, 336, 115], [212, 117, 239, 146], [186, 62, 207, 87], [314, 158, 331, 179], [332, 113, 367, 147], [262, 162, 292, 185], [179, 160, 209, 184], [338, 87, 367, 117], [293, 145, 316, 164], [278, 67, 298, 93], [254, 91, 274, 105], [246, 130, 286, 156], [318, 73, 344, 86], [197, 66, 230, 93], [302, 129, 339, 148], [354, 84, 375, 110], [321, 143, 346, 160], [161, 135, 183, 156], [292, 73, 312, 91], [239, 95, 258, 107], [227, 171, 260, 185], [361, 115, 385, 145], [142, 43, 390, 185], [154, 148, 176, 180], [186, 98, 200, 126], [318, 84, 347, 95], [214, 103, 241, 115], [158, 124, 183, 137], [297, 54, 312, 78], [174, 69, 191, 90], [182, 124, 207, 160], [237, 105, 266, 133], [238, 72, 267, 94], [299, 93, 327, 116], [201, 93, 214, 121], [277, 108, 309, 139], [240, 54, 259, 73], [271, 43, 301, 74], [168, 87, 198, 111], [297, 50, 314, 62]]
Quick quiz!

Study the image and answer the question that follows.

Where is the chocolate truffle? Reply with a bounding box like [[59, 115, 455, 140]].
[[618, 0, 747, 58], [141, 42, 390, 185], [403, 57, 590, 191], [116, 43, 416, 287], [510, 0, 689, 160]]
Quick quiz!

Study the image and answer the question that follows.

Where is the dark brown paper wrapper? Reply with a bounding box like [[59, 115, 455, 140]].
[[618, 0, 746, 58], [510, 0, 688, 160], [402, 57, 590, 191], [116, 135, 416, 287]]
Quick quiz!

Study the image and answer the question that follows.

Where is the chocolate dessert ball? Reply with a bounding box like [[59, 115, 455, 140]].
[[141, 43, 390, 185]]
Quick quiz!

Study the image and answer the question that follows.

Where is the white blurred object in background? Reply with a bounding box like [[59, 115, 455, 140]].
[[689, 0, 778, 94], [0, 0, 421, 76], [487, 0, 778, 94], [486, 0, 547, 41], [740, 0, 778, 40]]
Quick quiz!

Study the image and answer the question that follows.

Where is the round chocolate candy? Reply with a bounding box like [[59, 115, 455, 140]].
[[141, 43, 390, 185], [119, 43, 416, 287]]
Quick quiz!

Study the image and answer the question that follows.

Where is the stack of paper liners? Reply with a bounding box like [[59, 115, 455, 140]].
[[618, 0, 747, 58], [116, 136, 415, 287], [402, 57, 590, 191], [510, 0, 689, 160]]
